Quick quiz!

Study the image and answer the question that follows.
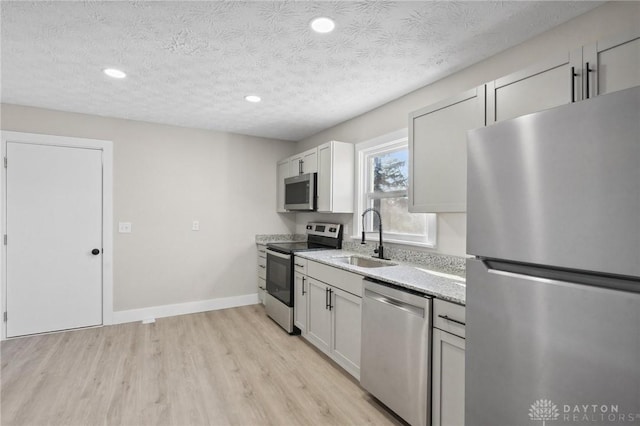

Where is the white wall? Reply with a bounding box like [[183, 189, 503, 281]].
[[0, 104, 297, 312], [295, 1, 640, 257]]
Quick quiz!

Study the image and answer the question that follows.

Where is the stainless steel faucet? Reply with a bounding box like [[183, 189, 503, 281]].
[[361, 207, 387, 259]]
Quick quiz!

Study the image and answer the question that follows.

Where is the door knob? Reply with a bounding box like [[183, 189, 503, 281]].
[[91, 249, 100, 255]]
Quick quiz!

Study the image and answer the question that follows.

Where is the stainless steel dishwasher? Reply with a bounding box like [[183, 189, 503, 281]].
[[361, 278, 432, 426]]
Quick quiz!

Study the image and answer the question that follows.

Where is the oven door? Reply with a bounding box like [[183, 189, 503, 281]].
[[266, 249, 293, 307]]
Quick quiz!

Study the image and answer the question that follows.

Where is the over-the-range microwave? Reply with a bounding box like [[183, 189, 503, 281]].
[[284, 172, 316, 211]]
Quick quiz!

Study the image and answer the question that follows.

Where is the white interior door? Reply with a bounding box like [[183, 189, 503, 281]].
[[6, 142, 103, 337]]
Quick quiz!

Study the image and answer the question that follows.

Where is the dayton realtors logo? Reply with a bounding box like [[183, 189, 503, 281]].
[[529, 399, 640, 424], [529, 399, 560, 426]]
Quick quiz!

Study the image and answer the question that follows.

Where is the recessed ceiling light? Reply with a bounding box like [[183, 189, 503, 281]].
[[103, 68, 126, 79], [245, 95, 261, 103], [310, 17, 335, 34]]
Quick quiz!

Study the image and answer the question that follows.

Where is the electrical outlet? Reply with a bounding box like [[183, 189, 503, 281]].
[[192, 220, 200, 231], [118, 222, 132, 233]]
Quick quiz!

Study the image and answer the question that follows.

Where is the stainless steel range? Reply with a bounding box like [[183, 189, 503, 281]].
[[265, 222, 343, 334]]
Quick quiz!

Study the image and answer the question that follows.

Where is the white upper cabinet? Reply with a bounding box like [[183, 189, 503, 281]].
[[583, 30, 640, 98], [407, 31, 637, 216], [488, 31, 639, 124], [276, 158, 291, 213], [290, 147, 318, 177], [409, 86, 486, 213], [487, 49, 583, 124], [317, 141, 354, 213]]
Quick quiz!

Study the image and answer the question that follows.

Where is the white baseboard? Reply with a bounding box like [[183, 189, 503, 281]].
[[111, 293, 260, 325]]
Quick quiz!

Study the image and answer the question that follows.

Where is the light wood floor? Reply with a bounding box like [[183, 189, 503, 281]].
[[1, 305, 402, 426]]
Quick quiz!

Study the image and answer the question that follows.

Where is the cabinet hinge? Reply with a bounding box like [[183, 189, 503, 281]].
[[3, 312, 6, 322]]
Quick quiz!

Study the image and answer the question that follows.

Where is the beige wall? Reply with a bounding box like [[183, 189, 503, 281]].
[[1, 2, 637, 313], [295, 1, 640, 257], [1, 105, 296, 311]]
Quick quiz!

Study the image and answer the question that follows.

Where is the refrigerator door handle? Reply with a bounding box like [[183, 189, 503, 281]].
[[482, 259, 640, 294]]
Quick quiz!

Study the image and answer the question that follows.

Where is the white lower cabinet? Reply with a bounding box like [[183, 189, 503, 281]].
[[432, 329, 465, 426], [256, 244, 267, 304], [432, 300, 466, 426], [301, 261, 362, 379], [293, 271, 308, 334], [330, 287, 361, 378], [306, 277, 332, 353]]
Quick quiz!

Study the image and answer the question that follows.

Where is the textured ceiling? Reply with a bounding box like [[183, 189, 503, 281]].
[[1, 1, 602, 141]]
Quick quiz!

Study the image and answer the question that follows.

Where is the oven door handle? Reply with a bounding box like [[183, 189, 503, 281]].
[[266, 249, 291, 260]]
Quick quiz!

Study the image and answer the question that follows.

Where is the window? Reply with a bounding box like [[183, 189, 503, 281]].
[[355, 129, 436, 247]]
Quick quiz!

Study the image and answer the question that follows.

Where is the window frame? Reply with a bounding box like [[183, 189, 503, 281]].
[[353, 129, 437, 248]]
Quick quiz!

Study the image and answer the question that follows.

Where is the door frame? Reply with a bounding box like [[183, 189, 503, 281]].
[[0, 131, 114, 340]]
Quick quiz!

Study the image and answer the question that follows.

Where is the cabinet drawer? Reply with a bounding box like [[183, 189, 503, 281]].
[[257, 244, 267, 259], [257, 256, 266, 279], [434, 299, 466, 338], [293, 257, 308, 275], [307, 260, 363, 297]]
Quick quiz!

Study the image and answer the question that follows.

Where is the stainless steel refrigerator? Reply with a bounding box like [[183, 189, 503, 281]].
[[466, 86, 640, 426]]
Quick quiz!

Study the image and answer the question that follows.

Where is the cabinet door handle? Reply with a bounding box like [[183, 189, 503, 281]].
[[325, 287, 329, 309], [585, 62, 592, 99], [438, 314, 465, 326], [259, 265, 265, 269], [302, 277, 306, 295], [570, 66, 577, 103], [299, 159, 303, 175], [328, 288, 333, 311], [295, 263, 305, 268]]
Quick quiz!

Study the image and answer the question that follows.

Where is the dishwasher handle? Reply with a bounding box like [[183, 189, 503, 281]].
[[364, 288, 425, 318]]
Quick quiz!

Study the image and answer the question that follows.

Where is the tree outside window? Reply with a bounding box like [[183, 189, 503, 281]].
[[359, 134, 435, 246]]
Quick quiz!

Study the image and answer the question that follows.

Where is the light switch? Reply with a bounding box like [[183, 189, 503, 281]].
[[119, 222, 132, 233], [192, 220, 200, 231]]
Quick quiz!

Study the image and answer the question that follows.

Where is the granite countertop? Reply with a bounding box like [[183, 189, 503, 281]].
[[255, 234, 306, 244], [295, 249, 466, 305]]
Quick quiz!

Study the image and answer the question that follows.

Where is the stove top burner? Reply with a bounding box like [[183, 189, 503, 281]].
[[266, 222, 343, 254], [266, 241, 331, 254]]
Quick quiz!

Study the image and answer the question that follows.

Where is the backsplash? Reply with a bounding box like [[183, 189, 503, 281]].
[[342, 241, 466, 277], [255, 234, 466, 277]]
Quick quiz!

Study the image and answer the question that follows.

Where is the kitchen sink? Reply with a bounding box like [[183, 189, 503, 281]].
[[335, 255, 398, 268]]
